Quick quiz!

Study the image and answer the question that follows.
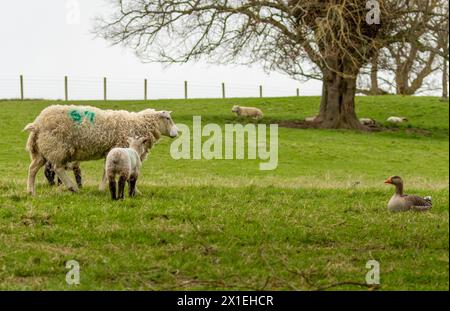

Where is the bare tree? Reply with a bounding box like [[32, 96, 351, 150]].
[[358, 1, 448, 97], [95, 0, 443, 129], [357, 51, 390, 96], [435, 5, 449, 100]]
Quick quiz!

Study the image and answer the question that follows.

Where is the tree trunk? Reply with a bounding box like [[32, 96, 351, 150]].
[[370, 52, 379, 95], [442, 58, 448, 100], [396, 70, 408, 95], [316, 69, 364, 129]]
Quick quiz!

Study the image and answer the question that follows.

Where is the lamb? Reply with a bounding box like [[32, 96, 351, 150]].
[[23, 105, 178, 195], [231, 105, 264, 120], [44, 161, 82, 188], [387, 116, 408, 123], [106, 137, 149, 200]]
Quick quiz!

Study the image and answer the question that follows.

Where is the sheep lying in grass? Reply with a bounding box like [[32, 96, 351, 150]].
[[359, 118, 377, 126], [387, 116, 408, 123], [23, 105, 178, 195], [106, 137, 149, 200], [305, 116, 318, 122], [44, 161, 82, 188], [231, 105, 264, 120]]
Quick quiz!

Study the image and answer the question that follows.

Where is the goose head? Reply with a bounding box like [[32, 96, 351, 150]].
[[384, 175, 403, 186]]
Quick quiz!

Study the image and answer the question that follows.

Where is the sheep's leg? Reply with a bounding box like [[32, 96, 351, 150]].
[[118, 176, 127, 200], [99, 166, 107, 192], [44, 162, 56, 186], [27, 155, 46, 195], [128, 176, 137, 197], [109, 178, 117, 200], [72, 164, 82, 188], [54, 165, 78, 192]]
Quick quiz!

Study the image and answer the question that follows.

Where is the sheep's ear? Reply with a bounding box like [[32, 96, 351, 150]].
[[158, 111, 171, 118], [127, 137, 133, 144]]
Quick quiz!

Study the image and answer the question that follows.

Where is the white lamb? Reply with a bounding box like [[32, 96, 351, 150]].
[[231, 105, 264, 120], [387, 116, 408, 123], [106, 137, 149, 200], [23, 105, 178, 195]]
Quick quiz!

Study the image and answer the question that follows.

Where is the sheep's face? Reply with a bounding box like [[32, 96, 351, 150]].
[[231, 106, 240, 113], [127, 136, 150, 159], [157, 111, 178, 138]]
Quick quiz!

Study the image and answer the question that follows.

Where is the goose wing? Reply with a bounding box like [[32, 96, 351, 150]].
[[402, 194, 432, 210]]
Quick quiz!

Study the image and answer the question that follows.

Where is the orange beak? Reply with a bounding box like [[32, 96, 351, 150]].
[[384, 177, 393, 184]]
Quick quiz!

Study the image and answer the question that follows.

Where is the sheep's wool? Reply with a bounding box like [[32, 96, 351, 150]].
[[25, 105, 161, 164]]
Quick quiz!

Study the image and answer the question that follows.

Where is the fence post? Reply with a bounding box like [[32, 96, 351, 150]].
[[222, 82, 226, 99], [144, 78, 148, 101], [65, 76, 68, 101], [259, 85, 263, 98], [184, 81, 188, 99], [20, 75, 24, 100], [103, 77, 107, 101], [296, 88, 299, 97]]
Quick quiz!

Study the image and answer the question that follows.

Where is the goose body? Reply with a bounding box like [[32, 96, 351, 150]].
[[385, 176, 432, 212]]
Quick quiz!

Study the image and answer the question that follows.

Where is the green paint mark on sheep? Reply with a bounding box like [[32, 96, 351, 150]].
[[84, 111, 96, 124], [68, 110, 96, 124], [69, 110, 83, 124]]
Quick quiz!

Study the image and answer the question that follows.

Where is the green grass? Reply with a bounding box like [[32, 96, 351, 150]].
[[0, 96, 448, 290]]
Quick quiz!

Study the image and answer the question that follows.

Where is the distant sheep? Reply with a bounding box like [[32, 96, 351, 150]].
[[106, 137, 149, 200], [23, 105, 178, 195], [305, 116, 318, 122], [359, 118, 377, 126], [231, 105, 263, 120], [387, 116, 408, 123]]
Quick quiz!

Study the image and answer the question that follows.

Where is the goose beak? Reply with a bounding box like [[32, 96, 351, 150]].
[[384, 177, 393, 184]]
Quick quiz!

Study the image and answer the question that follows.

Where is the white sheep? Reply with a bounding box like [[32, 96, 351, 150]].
[[359, 118, 377, 126], [387, 116, 408, 123], [231, 105, 264, 120], [106, 136, 149, 200], [23, 105, 178, 195], [305, 116, 318, 122]]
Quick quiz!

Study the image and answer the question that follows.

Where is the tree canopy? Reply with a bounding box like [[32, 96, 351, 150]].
[[96, 0, 446, 129]]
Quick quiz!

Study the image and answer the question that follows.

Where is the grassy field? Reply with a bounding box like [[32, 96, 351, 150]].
[[0, 96, 448, 290]]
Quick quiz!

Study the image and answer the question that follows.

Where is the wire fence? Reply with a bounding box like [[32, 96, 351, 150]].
[[0, 75, 318, 101]]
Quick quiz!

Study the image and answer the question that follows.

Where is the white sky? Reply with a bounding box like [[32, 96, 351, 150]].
[[0, 0, 322, 100]]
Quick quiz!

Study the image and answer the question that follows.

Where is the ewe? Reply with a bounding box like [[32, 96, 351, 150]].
[[24, 105, 178, 195]]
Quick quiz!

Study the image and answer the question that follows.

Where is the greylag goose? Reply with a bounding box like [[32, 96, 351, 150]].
[[384, 176, 432, 212]]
